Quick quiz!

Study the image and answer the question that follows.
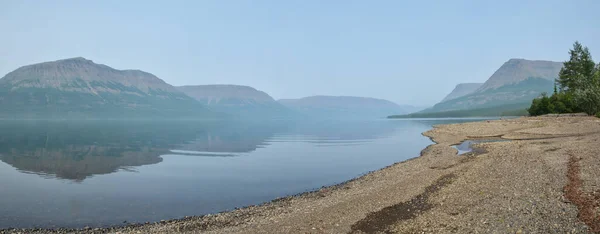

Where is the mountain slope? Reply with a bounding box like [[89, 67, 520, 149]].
[[422, 59, 561, 114], [278, 96, 408, 119], [0, 57, 211, 118], [428, 78, 554, 112], [476, 59, 562, 92], [440, 83, 483, 103], [177, 85, 292, 118], [397, 105, 427, 114]]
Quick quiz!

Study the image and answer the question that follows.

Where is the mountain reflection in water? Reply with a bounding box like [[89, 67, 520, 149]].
[[0, 118, 493, 228], [0, 119, 407, 181]]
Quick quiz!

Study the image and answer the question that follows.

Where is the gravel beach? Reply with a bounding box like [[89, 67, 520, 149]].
[[3, 116, 599, 234]]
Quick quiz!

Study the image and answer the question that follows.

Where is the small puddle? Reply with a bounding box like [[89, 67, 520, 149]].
[[452, 139, 510, 155]]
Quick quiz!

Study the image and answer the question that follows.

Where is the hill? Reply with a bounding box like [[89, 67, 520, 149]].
[[440, 83, 483, 103], [0, 57, 212, 119], [177, 85, 293, 118], [278, 95, 408, 119], [476, 59, 562, 92], [420, 59, 561, 115]]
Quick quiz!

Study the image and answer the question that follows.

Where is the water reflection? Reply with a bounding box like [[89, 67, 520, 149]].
[[0, 118, 492, 228], [0, 121, 190, 181], [0, 119, 410, 181], [174, 121, 283, 155], [272, 119, 397, 143]]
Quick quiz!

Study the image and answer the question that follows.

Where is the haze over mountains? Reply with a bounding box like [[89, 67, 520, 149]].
[[279, 96, 413, 119], [0, 57, 565, 119], [177, 85, 292, 118], [407, 59, 563, 116], [440, 83, 483, 103], [0, 58, 411, 119], [475, 59, 563, 92], [0, 57, 211, 119]]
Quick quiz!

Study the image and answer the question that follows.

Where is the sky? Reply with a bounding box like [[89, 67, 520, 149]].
[[1, 0, 599, 106]]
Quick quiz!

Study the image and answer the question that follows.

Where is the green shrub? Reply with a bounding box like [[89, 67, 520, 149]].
[[573, 87, 600, 115]]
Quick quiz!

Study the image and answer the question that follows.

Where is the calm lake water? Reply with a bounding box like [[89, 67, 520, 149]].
[[0, 118, 491, 228]]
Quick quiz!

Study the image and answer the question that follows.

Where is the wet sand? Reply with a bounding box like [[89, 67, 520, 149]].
[[2, 116, 599, 233]]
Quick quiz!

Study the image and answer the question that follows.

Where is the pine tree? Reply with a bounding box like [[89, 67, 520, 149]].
[[557, 41, 596, 91], [530, 41, 599, 116]]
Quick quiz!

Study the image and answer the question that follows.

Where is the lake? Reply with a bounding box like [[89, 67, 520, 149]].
[[0, 118, 490, 229]]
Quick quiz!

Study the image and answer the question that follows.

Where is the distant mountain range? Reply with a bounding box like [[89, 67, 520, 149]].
[[279, 96, 413, 119], [178, 86, 415, 119], [0, 57, 562, 119], [0, 57, 211, 119], [0, 58, 412, 119], [401, 59, 562, 117], [177, 85, 292, 118]]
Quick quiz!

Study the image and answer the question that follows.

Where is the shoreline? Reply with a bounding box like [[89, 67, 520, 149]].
[[0, 131, 438, 234], [2, 116, 599, 233]]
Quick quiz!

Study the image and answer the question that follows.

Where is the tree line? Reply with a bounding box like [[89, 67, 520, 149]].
[[528, 42, 600, 116]]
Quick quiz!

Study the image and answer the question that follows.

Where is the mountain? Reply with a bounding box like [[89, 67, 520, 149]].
[[278, 96, 409, 119], [177, 85, 293, 118], [476, 59, 563, 92], [0, 57, 212, 119], [421, 59, 561, 114], [440, 83, 483, 103]]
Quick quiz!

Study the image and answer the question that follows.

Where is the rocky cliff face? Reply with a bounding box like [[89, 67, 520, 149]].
[[0, 57, 211, 118], [440, 83, 483, 103]]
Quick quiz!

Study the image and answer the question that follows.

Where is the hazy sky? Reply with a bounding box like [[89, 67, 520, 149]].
[[1, 0, 599, 106]]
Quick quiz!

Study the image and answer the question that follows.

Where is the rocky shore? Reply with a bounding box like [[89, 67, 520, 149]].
[[2, 116, 599, 233]]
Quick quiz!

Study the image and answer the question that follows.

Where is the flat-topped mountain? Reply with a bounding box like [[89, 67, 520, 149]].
[[476, 59, 562, 92], [440, 83, 483, 103], [279, 95, 409, 119], [177, 85, 292, 118], [178, 85, 275, 104], [418, 59, 561, 115], [1, 57, 181, 93], [0, 57, 211, 118]]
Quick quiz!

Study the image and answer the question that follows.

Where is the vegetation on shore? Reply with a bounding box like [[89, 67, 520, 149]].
[[528, 42, 600, 116]]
